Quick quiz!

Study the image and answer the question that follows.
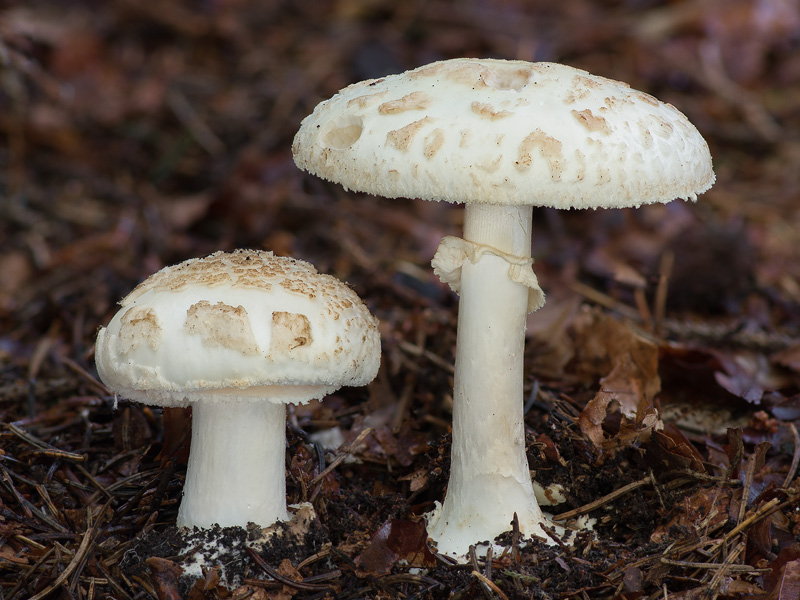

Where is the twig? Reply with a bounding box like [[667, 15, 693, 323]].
[[28, 509, 96, 600], [60, 356, 110, 396], [6, 422, 86, 462], [654, 250, 673, 337], [398, 340, 455, 373], [296, 544, 332, 571], [310, 427, 373, 485], [552, 475, 653, 521], [660, 558, 767, 573], [738, 454, 756, 524], [705, 542, 745, 599], [469, 545, 493, 600], [568, 280, 640, 321], [246, 547, 333, 591], [510, 512, 520, 564], [712, 496, 788, 552], [471, 571, 510, 600], [784, 423, 800, 489]]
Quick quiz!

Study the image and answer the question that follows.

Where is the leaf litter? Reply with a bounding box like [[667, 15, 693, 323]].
[[1, 0, 800, 598]]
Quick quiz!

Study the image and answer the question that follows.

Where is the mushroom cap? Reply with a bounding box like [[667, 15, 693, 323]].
[[95, 250, 380, 406], [293, 58, 714, 210]]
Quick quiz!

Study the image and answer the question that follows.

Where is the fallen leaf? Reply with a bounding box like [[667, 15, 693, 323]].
[[146, 557, 184, 600], [356, 519, 436, 576], [575, 313, 661, 446], [758, 548, 800, 600]]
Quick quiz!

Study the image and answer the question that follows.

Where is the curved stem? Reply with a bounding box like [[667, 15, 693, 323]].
[[427, 203, 545, 555], [177, 400, 288, 528]]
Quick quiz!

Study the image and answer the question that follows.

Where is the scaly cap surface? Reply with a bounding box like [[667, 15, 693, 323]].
[[95, 249, 380, 406], [293, 58, 714, 209]]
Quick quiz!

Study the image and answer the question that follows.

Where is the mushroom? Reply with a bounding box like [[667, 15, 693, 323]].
[[292, 58, 714, 554], [95, 249, 381, 529]]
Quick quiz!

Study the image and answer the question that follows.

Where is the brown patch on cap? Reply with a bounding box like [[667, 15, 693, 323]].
[[387, 117, 431, 151], [347, 91, 388, 109], [423, 128, 445, 158], [184, 300, 260, 356], [635, 91, 660, 107], [407, 62, 448, 80], [271, 312, 313, 353], [564, 75, 601, 104], [280, 277, 317, 299], [442, 62, 486, 85], [481, 66, 533, 91], [571, 109, 611, 134], [471, 101, 513, 120], [516, 129, 564, 181], [118, 306, 161, 353], [378, 92, 432, 115], [123, 250, 292, 303]]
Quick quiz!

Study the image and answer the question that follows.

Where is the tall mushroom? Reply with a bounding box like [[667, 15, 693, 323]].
[[292, 58, 714, 554], [95, 249, 380, 529]]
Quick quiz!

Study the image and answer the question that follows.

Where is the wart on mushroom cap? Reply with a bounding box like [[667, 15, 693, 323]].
[[95, 249, 381, 529], [292, 58, 715, 556]]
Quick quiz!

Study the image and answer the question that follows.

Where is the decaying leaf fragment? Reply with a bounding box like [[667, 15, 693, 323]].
[[574, 312, 661, 447], [356, 519, 437, 576]]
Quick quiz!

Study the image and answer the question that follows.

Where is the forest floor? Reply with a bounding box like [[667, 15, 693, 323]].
[[1, 1, 800, 599]]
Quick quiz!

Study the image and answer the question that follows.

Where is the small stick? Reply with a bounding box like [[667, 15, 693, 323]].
[[469, 545, 493, 600], [634, 287, 653, 332], [552, 476, 653, 521], [28, 510, 96, 600], [471, 571, 510, 600], [784, 423, 800, 489], [398, 340, 455, 373], [654, 250, 674, 337], [310, 427, 373, 485], [7, 423, 86, 462], [706, 542, 745, 598], [510, 512, 521, 564], [246, 547, 333, 592], [60, 356, 110, 396], [738, 455, 756, 524], [568, 280, 640, 321], [716, 497, 783, 549], [660, 558, 767, 573]]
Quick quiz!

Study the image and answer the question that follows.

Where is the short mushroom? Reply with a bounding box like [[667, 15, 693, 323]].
[[293, 58, 714, 555], [95, 249, 380, 529]]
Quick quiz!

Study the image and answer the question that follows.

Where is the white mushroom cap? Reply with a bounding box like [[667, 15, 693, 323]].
[[293, 58, 714, 209], [95, 249, 380, 406]]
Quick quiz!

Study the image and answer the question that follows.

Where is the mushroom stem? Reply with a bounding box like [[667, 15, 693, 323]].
[[177, 400, 289, 528], [427, 203, 545, 554]]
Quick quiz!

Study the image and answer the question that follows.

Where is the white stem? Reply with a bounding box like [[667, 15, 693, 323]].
[[427, 203, 545, 555], [177, 400, 289, 528]]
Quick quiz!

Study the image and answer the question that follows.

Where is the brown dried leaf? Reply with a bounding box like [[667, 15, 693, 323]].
[[146, 557, 184, 600], [355, 519, 436, 576], [758, 548, 800, 600], [188, 565, 228, 600], [397, 468, 429, 492], [575, 313, 661, 446], [645, 425, 706, 473], [650, 486, 731, 544]]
